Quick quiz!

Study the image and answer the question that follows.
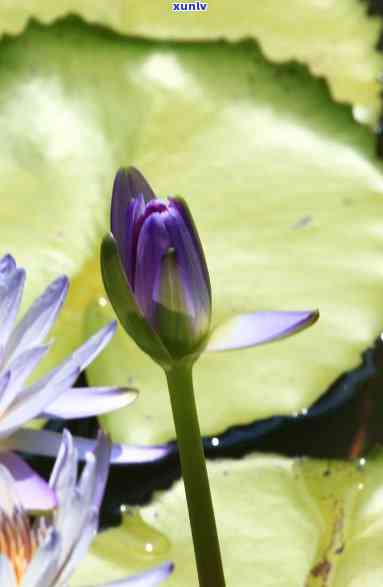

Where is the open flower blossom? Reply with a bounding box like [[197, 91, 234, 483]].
[[0, 430, 173, 586], [0, 254, 171, 512], [101, 167, 319, 367]]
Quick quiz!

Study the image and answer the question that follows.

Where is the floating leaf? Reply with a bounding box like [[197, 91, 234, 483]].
[[73, 452, 383, 586], [0, 2, 380, 125], [0, 20, 382, 442]]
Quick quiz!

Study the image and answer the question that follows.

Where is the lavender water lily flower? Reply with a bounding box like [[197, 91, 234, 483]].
[[0, 254, 171, 512], [101, 167, 319, 367], [0, 430, 173, 586]]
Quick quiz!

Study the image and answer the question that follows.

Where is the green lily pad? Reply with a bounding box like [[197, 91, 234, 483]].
[[0, 19, 383, 442], [0, 2, 380, 125], [72, 452, 383, 586]]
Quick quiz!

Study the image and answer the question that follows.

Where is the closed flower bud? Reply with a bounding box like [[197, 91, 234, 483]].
[[102, 167, 212, 366]]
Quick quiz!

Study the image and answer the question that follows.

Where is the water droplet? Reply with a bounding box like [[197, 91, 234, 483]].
[[211, 437, 219, 447], [356, 457, 367, 471], [98, 297, 108, 307], [119, 507, 170, 559]]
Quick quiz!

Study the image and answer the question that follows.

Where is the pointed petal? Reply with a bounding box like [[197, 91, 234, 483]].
[[0, 452, 56, 512], [163, 205, 211, 322], [7, 429, 172, 464], [170, 197, 211, 303], [0, 268, 25, 348], [4, 344, 50, 400], [57, 510, 98, 586], [20, 529, 61, 587], [11, 321, 114, 419], [120, 194, 146, 286], [0, 366, 81, 437], [100, 562, 175, 586], [111, 167, 155, 235], [207, 310, 319, 352], [111, 167, 155, 276], [47, 430, 77, 528], [5, 276, 68, 361], [0, 555, 17, 587], [42, 387, 137, 419], [49, 432, 110, 586], [4, 322, 116, 432], [0, 371, 17, 417], [101, 233, 171, 366], [0, 254, 16, 277], [90, 431, 111, 510], [0, 370, 11, 402], [67, 321, 116, 372], [135, 212, 171, 320]]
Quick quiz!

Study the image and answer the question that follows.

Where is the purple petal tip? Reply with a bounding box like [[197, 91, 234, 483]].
[[110, 442, 172, 465], [207, 309, 319, 352]]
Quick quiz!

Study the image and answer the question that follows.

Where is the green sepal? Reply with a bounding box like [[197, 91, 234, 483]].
[[100, 233, 171, 368], [154, 303, 207, 361]]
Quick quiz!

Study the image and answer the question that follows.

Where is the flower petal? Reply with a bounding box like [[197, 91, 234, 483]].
[[20, 528, 61, 587], [58, 510, 99, 586], [0, 365, 81, 437], [122, 195, 146, 286], [0, 555, 17, 587], [0, 268, 25, 349], [0, 370, 11, 403], [66, 321, 117, 372], [89, 431, 111, 510], [0, 254, 16, 277], [5, 321, 116, 433], [0, 451, 57, 512], [100, 562, 175, 586], [111, 167, 155, 237], [48, 431, 110, 585], [6, 344, 50, 400], [163, 204, 211, 322], [135, 212, 171, 321], [0, 554, 17, 587], [6, 429, 171, 464], [111, 168, 155, 276], [169, 197, 211, 304], [206, 310, 319, 352], [42, 387, 137, 419], [4, 276, 68, 362]]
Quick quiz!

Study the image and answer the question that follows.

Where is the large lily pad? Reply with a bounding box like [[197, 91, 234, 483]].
[[0, 2, 381, 125], [0, 20, 383, 442], [72, 452, 383, 586]]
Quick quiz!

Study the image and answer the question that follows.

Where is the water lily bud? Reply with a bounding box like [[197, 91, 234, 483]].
[[102, 167, 212, 365]]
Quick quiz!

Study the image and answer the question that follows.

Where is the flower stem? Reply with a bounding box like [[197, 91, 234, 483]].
[[166, 364, 226, 587]]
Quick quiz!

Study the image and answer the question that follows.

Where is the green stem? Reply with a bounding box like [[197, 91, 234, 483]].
[[166, 364, 226, 587]]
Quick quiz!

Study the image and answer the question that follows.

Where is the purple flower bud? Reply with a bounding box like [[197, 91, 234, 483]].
[[110, 167, 212, 359]]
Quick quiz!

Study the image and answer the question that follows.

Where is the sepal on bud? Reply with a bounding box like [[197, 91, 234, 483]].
[[100, 233, 172, 368]]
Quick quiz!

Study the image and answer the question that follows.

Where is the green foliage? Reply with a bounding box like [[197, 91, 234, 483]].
[[73, 452, 383, 586], [0, 1, 380, 124], [0, 18, 380, 441]]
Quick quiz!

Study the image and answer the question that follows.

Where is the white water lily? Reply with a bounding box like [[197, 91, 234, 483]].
[[0, 254, 170, 512], [0, 430, 173, 586]]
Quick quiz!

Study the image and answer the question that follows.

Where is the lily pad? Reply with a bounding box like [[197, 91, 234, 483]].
[[0, 20, 382, 442], [0, 2, 380, 125], [72, 452, 383, 586]]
